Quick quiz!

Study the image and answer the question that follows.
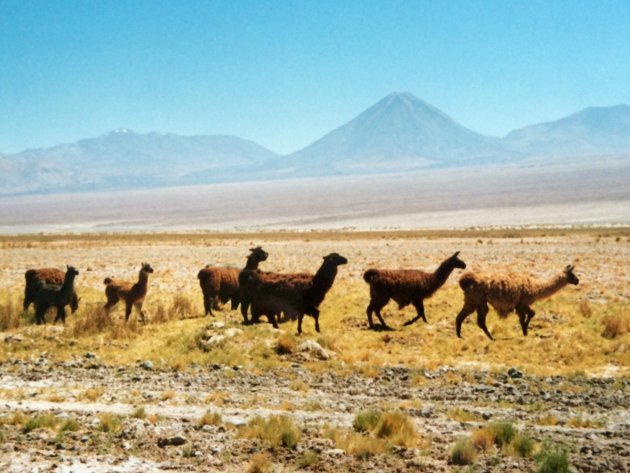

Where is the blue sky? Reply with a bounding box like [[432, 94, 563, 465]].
[[1, 0, 629, 154]]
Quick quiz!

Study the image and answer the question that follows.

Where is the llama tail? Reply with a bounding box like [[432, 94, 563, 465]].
[[459, 272, 477, 290], [103, 277, 112, 285], [363, 269, 380, 283]]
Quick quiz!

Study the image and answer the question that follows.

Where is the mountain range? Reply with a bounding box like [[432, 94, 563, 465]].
[[2, 92, 629, 195]]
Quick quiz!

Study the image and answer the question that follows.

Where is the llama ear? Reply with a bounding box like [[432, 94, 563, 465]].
[[453, 251, 460, 257], [565, 264, 574, 272]]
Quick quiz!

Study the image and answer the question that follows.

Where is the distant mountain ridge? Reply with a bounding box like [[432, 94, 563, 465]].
[[2, 92, 630, 195]]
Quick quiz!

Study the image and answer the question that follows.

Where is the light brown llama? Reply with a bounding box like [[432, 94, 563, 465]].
[[455, 265, 579, 340], [363, 251, 466, 330], [104, 263, 154, 323]]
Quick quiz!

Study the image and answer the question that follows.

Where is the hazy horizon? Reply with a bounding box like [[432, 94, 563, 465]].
[[2, 1, 630, 155]]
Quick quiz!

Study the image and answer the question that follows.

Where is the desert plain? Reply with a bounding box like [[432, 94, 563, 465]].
[[0, 229, 628, 472]]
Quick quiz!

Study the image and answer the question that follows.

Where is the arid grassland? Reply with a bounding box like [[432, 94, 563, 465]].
[[0, 230, 628, 472]]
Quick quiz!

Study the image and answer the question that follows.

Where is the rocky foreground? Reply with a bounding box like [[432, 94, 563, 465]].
[[0, 352, 628, 472]]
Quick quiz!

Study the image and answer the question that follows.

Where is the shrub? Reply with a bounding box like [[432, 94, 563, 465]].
[[240, 415, 301, 449], [198, 411, 222, 427], [353, 409, 382, 433], [449, 437, 476, 465], [536, 445, 569, 473], [247, 453, 273, 473], [374, 411, 417, 448], [297, 450, 319, 468], [471, 427, 494, 451], [22, 414, 58, 434], [276, 333, 296, 355], [489, 421, 516, 447], [326, 427, 386, 459], [96, 413, 122, 433], [602, 313, 629, 339], [512, 433, 535, 457], [131, 406, 147, 419], [58, 418, 79, 433]]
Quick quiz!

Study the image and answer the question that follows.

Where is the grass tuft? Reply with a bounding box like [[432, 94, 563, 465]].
[[602, 312, 629, 339], [96, 413, 122, 433], [536, 444, 569, 473], [22, 414, 59, 434], [247, 453, 273, 473], [276, 333, 296, 355], [198, 411, 222, 427], [239, 415, 301, 449], [471, 427, 494, 451], [352, 409, 382, 433], [489, 421, 517, 447], [448, 437, 476, 465]]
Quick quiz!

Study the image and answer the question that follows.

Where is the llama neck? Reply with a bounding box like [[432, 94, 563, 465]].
[[137, 270, 150, 288], [428, 259, 457, 293], [533, 273, 569, 301], [60, 273, 76, 297], [245, 255, 261, 270], [308, 262, 338, 307]]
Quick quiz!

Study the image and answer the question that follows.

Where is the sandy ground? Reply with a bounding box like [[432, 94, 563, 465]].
[[1, 159, 629, 233]]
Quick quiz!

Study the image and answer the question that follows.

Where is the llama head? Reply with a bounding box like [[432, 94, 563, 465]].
[[66, 265, 80, 277], [564, 265, 579, 285], [323, 253, 348, 266], [141, 262, 154, 274], [249, 246, 269, 262], [448, 251, 467, 270]]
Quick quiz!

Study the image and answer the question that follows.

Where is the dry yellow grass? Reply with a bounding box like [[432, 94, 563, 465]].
[[0, 230, 628, 376]]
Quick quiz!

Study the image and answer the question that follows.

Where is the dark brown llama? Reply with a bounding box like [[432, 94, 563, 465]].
[[34, 265, 80, 324], [246, 253, 348, 334], [363, 251, 466, 330], [24, 267, 80, 314], [198, 246, 268, 316]]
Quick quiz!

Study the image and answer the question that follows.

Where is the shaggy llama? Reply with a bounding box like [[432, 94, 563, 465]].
[[455, 264, 579, 340]]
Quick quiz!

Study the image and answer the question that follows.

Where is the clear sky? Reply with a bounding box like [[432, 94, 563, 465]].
[[1, 0, 629, 155]]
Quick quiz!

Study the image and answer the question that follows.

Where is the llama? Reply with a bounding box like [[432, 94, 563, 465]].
[[24, 267, 80, 314], [455, 264, 579, 340], [33, 265, 79, 324], [198, 246, 268, 316], [363, 251, 466, 330], [104, 262, 154, 323], [246, 253, 348, 334]]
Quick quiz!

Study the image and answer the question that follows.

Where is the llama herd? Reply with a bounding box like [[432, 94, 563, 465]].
[[21, 246, 579, 340]]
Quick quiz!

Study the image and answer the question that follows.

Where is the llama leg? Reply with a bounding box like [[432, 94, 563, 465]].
[[104, 294, 119, 316], [240, 300, 250, 324], [54, 305, 64, 323], [230, 296, 240, 311], [125, 300, 133, 322], [524, 306, 535, 335], [368, 297, 391, 330], [516, 305, 529, 336], [297, 313, 304, 335], [476, 303, 493, 340], [35, 304, 45, 325], [313, 308, 321, 333], [403, 299, 427, 326], [135, 303, 146, 324], [268, 313, 278, 329], [455, 303, 475, 337]]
